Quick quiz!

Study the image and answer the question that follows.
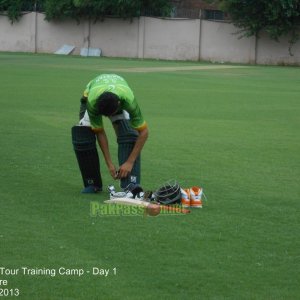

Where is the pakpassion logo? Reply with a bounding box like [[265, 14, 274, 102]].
[[90, 201, 187, 217]]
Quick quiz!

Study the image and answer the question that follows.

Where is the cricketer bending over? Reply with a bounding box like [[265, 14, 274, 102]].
[[72, 74, 149, 193]]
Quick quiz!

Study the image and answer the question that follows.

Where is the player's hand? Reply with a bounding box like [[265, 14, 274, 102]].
[[108, 164, 118, 180], [117, 161, 134, 179]]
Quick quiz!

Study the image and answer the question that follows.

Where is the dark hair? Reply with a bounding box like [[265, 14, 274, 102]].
[[96, 92, 120, 116]]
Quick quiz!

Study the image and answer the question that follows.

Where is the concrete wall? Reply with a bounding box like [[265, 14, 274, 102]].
[[90, 17, 140, 58], [0, 12, 36, 52], [256, 31, 300, 65], [36, 15, 87, 55], [143, 17, 200, 60], [200, 20, 256, 64], [0, 12, 299, 65]]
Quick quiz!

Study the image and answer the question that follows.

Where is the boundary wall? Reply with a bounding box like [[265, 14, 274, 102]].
[[0, 13, 299, 65]]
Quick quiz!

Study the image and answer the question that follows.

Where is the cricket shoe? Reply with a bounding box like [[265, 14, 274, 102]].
[[108, 185, 116, 195], [124, 183, 144, 199], [108, 185, 129, 199], [190, 186, 203, 208], [181, 188, 191, 207], [81, 185, 102, 194], [108, 184, 139, 199]]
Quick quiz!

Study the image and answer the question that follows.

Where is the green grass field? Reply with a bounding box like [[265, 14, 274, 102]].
[[0, 53, 299, 300]]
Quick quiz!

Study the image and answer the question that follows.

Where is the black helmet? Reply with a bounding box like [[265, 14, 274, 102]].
[[154, 180, 181, 205]]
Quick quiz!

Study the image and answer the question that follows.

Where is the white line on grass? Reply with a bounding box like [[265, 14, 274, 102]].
[[108, 65, 247, 73]]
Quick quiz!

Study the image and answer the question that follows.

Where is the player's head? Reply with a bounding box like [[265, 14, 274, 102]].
[[97, 92, 120, 116]]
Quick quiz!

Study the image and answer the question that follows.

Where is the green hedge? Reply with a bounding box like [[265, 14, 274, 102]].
[[0, 0, 172, 23]]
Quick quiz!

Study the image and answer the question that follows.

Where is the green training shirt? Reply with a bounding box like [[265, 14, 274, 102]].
[[83, 74, 146, 132]]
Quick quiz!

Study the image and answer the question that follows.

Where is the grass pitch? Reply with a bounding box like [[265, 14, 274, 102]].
[[0, 53, 299, 299]]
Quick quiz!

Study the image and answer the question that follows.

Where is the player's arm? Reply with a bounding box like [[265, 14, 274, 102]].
[[95, 129, 117, 179]]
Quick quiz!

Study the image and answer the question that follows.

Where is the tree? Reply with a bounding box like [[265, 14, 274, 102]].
[[44, 0, 172, 21], [219, 0, 300, 55], [0, 0, 40, 22], [0, 0, 172, 22]]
